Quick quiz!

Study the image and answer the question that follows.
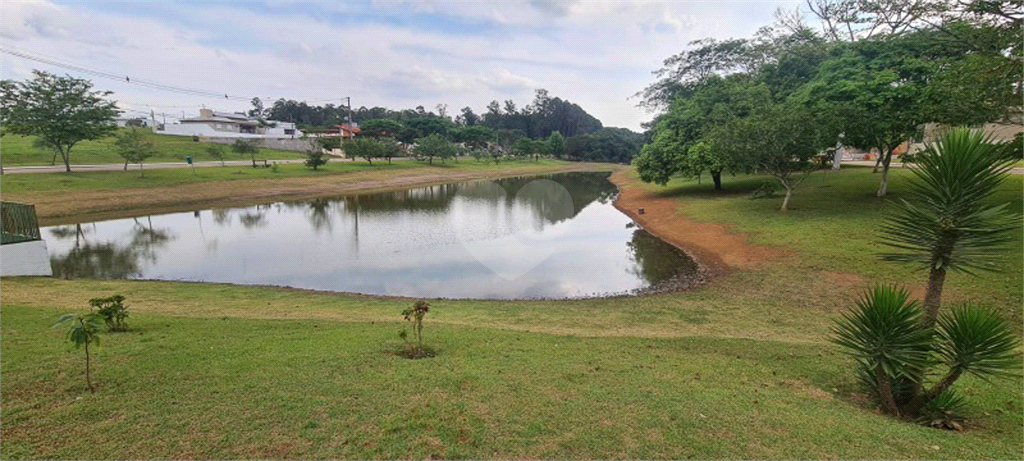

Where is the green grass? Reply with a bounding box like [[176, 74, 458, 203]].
[[0, 129, 301, 166], [0, 161, 416, 194], [1, 164, 1021, 459], [646, 165, 1023, 329], [0, 159, 572, 196], [2, 301, 1020, 459]]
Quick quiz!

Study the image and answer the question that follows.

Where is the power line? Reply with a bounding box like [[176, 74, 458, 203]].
[[2, 46, 358, 113], [1, 46, 251, 101]]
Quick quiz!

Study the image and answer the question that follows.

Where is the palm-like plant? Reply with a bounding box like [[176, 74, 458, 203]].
[[832, 285, 933, 416], [880, 127, 1017, 328], [833, 286, 1021, 419]]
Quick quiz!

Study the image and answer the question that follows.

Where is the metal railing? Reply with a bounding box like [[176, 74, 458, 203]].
[[1, 201, 42, 245]]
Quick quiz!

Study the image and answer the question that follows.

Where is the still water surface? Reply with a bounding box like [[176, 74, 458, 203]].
[[44, 172, 699, 299]]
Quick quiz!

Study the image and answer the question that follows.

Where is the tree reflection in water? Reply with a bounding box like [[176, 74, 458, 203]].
[[626, 228, 700, 284], [49, 219, 175, 279]]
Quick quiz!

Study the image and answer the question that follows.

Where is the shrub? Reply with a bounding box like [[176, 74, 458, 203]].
[[89, 294, 129, 331]]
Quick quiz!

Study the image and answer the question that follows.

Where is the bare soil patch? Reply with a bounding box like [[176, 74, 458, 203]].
[[609, 170, 790, 276]]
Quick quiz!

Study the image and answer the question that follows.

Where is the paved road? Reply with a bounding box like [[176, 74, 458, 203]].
[[841, 159, 1024, 174]]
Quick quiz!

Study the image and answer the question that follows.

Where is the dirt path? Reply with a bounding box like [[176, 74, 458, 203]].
[[609, 170, 789, 276], [17, 163, 622, 226]]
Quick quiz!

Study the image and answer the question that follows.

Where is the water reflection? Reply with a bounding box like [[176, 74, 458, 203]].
[[44, 172, 699, 299], [49, 219, 175, 279]]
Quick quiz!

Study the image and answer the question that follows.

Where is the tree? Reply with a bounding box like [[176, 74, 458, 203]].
[[547, 131, 566, 159], [231, 139, 262, 168], [414, 134, 458, 165], [379, 138, 402, 164], [344, 138, 384, 165], [879, 128, 1018, 328], [360, 118, 405, 139], [304, 141, 328, 170], [453, 125, 493, 150], [636, 77, 771, 189], [715, 101, 822, 211], [206, 145, 227, 166], [114, 129, 157, 176], [0, 71, 120, 172], [52, 312, 104, 392]]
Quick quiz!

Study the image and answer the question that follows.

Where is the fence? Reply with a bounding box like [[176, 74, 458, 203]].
[[1, 201, 42, 245]]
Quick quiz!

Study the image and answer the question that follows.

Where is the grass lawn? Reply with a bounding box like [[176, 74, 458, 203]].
[[1, 165, 1021, 459], [0, 129, 301, 166]]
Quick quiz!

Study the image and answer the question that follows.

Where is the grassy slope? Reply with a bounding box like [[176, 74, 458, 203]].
[[0, 129, 300, 166], [1, 165, 1021, 459]]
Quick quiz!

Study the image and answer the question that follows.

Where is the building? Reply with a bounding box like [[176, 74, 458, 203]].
[[157, 109, 302, 139]]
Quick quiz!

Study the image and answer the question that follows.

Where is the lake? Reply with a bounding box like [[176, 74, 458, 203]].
[[44, 172, 700, 299]]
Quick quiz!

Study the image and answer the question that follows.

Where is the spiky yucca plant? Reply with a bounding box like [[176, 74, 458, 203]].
[[880, 127, 1017, 328], [833, 286, 1021, 421]]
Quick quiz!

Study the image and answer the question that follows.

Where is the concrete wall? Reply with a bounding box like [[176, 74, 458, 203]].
[[199, 137, 314, 152], [1, 240, 53, 277]]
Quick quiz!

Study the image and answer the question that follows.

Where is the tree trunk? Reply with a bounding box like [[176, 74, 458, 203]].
[[922, 265, 947, 329], [832, 144, 843, 171], [904, 368, 963, 417], [872, 150, 884, 173], [780, 179, 794, 211], [366, 157, 372, 165], [123, 161, 129, 171], [139, 163, 144, 178], [61, 149, 72, 173], [711, 170, 722, 191], [877, 363, 900, 416], [85, 338, 93, 393], [876, 147, 894, 197]]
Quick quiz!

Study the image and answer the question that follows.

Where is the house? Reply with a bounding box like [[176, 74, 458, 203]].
[[157, 109, 303, 139], [314, 123, 360, 139]]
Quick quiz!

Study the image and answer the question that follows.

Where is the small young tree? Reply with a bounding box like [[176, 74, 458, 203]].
[[304, 143, 328, 170], [399, 300, 432, 358], [231, 138, 262, 167], [206, 145, 227, 166], [114, 129, 157, 176], [53, 313, 104, 392]]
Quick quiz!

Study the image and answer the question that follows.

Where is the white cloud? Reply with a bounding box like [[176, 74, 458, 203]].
[[0, 1, 801, 129]]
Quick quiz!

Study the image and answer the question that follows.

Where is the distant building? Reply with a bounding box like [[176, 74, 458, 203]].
[[309, 123, 360, 139], [157, 109, 302, 139]]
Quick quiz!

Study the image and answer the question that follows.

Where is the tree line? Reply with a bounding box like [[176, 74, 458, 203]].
[[633, 0, 1021, 209]]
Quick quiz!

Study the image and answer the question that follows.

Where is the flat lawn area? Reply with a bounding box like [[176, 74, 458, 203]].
[[1, 165, 1021, 459], [0, 129, 300, 166]]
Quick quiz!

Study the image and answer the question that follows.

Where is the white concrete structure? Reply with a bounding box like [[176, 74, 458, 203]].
[[1, 240, 53, 276], [157, 109, 302, 139]]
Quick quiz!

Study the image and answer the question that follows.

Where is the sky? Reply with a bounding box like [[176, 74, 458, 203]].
[[0, 0, 804, 131]]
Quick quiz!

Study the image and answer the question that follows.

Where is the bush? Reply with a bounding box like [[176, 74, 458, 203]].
[[89, 294, 129, 331]]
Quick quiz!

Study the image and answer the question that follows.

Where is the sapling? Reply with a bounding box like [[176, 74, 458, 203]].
[[53, 313, 104, 392], [399, 300, 432, 357]]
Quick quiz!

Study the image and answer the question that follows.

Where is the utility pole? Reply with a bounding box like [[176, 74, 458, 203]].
[[346, 96, 353, 139]]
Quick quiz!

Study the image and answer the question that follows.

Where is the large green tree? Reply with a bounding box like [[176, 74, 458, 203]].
[[0, 71, 120, 172]]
